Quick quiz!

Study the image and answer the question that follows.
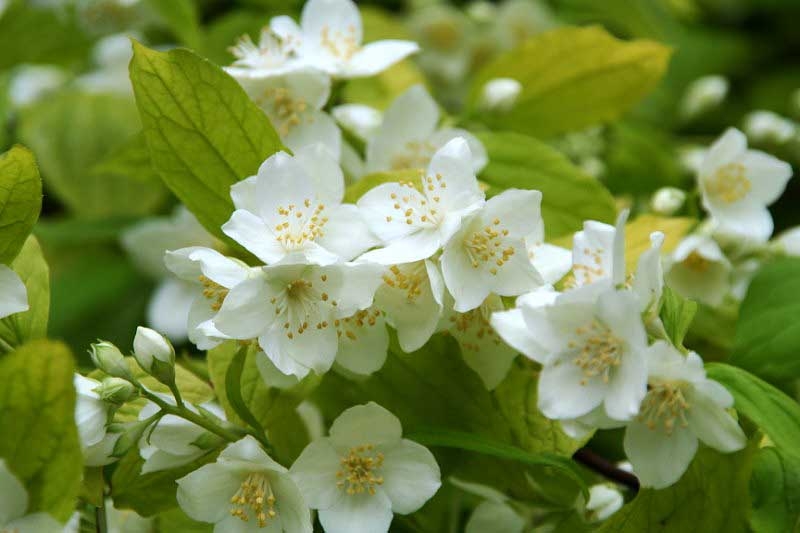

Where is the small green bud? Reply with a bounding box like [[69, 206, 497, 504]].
[[94, 377, 136, 405], [89, 341, 130, 379]]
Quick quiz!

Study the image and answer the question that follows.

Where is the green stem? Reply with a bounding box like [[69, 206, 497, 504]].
[[95, 502, 108, 533], [142, 389, 244, 444], [168, 381, 185, 408]]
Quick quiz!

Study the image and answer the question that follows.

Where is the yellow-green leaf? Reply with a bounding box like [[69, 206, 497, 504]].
[[0, 236, 49, 348], [0, 145, 41, 264]]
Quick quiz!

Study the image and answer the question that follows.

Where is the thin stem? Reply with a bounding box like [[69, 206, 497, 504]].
[[0, 336, 15, 354], [573, 448, 640, 492], [95, 502, 108, 533], [141, 389, 243, 444], [168, 381, 185, 408]]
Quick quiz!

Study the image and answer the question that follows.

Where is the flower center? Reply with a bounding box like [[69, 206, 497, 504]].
[[199, 275, 229, 311], [449, 302, 503, 352], [705, 162, 750, 204], [320, 25, 359, 61], [229, 472, 277, 528], [638, 382, 690, 435], [391, 141, 436, 170], [229, 31, 291, 69], [336, 444, 385, 495], [336, 308, 383, 341], [573, 246, 608, 285], [273, 200, 329, 249], [463, 218, 514, 275], [684, 251, 711, 272], [259, 87, 309, 137], [382, 263, 426, 301], [386, 179, 443, 228], [570, 320, 624, 385], [271, 274, 338, 339]]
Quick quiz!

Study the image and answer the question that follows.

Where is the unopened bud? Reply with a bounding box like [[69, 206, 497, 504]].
[[651, 187, 687, 215], [95, 377, 136, 405], [585, 484, 623, 522], [743, 110, 796, 144], [681, 75, 728, 118], [89, 341, 130, 379], [133, 326, 175, 384], [481, 78, 522, 112]]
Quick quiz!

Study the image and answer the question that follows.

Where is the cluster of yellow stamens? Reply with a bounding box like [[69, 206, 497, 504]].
[[229, 473, 277, 528], [229, 29, 294, 69], [259, 87, 309, 137], [383, 264, 426, 301], [449, 305, 502, 352], [273, 201, 328, 248], [683, 251, 712, 272], [573, 246, 607, 284], [391, 141, 437, 170], [639, 382, 691, 435], [268, 275, 340, 339], [336, 445, 385, 495], [385, 179, 442, 227], [336, 309, 382, 341], [199, 275, 229, 311], [463, 218, 514, 275], [320, 25, 358, 60], [705, 162, 751, 204], [569, 319, 624, 385]]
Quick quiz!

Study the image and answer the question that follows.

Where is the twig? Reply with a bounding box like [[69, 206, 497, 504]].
[[573, 448, 640, 492]]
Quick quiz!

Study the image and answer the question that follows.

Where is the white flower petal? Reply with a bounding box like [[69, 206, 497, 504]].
[[335, 309, 389, 376], [741, 150, 793, 205], [490, 308, 549, 363], [293, 142, 345, 204], [0, 264, 27, 319], [318, 490, 393, 533], [624, 421, 698, 490], [465, 501, 525, 533], [317, 204, 380, 261], [538, 359, 606, 419], [0, 459, 27, 524], [284, 110, 342, 161], [213, 277, 274, 339], [357, 182, 428, 243], [147, 279, 195, 342], [344, 40, 419, 78], [290, 438, 343, 510], [699, 128, 747, 178], [220, 436, 286, 473], [261, 319, 338, 376], [604, 349, 647, 421], [271, 474, 314, 533], [177, 463, 245, 523], [428, 128, 488, 173], [426, 137, 484, 214], [301, 0, 363, 50], [358, 228, 443, 265], [332, 104, 382, 142], [685, 387, 746, 453], [381, 439, 441, 514], [4, 513, 62, 533], [329, 402, 403, 450], [74, 375, 107, 449], [222, 210, 286, 264]]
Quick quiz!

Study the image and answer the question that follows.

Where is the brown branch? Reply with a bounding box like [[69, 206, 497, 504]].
[[573, 448, 640, 492]]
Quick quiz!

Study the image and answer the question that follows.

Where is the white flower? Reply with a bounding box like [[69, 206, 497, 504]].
[[223, 146, 377, 266], [333, 306, 389, 378], [138, 398, 227, 474], [373, 260, 445, 353], [650, 187, 686, 216], [290, 403, 440, 533], [775, 226, 800, 256], [524, 219, 572, 285], [332, 103, 382, 143], [133, 326, 174, 372], [442, 294, 519, 390], [177, 436, 312, 533], [225, 25, 303, 78], [74, 374, 120, 467], [121, 206, 217, 342], [358, 137, 485, 265], [0, 459, 62, 533], [230, 68, 341, 158], [164, 247, 256, 350], [680, 75, 728, 118], [743, 110, 796, 144], [211, 262, 383, 378], [0, 264, 27, 320], [491, 287, 559, 365], [515, 285, 649, 421], [698, 128, 792, 242], [585, 484, 623, 522], [665, 234, 731, 307], [441, 188, 545, 312], [364, 85, 487, 174], [278, 0, 419, 79], [480, 78, 522, 112], [623, 341, 746, 489]]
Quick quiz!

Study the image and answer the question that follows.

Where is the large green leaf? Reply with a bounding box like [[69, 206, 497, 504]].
[[0, 236, 49, 349], [129, 42, 283, 242], [468, 26, 671, 138], [477, 132, 616, 238], [598, 444, 756, 532], [0, 145, 41, 264], [729, 258, 800, 382], [17, 91, 167, 218], [0, 340, 82, 521], [750, 447, 800, 533]]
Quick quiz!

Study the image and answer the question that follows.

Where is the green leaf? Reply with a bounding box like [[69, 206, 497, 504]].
[[598, 444, 756, 532], [476, 131, 616, 238], [155, 507, 213, 532], [468, 26, 671, 138], [0, 145, 41, 264], [660, 285, 697, 350], [408, 428, 588, 499], [142, 0, 200, 49], [0, 339, 82, 521], [729, 258, 800, 382], [225, 345, 267, 437], [89, 132, 161, 188], [0, 236, 50, 349], [129, 42, 283, 243], [750, 447, 800, 533], [111, 448, 218, 517], [17, 91, 167, 218]]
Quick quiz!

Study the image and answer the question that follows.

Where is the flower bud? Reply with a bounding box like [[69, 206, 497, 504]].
[[89, 341, 130, 379], [681, 75, 728, 118], [743, 110, 796, 144], [480, 78, 522, 112], [133, 326, 175, 384], [95, 377, 136, 405], [585, 484, 623, 522], [650, 187, 686, 215]]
